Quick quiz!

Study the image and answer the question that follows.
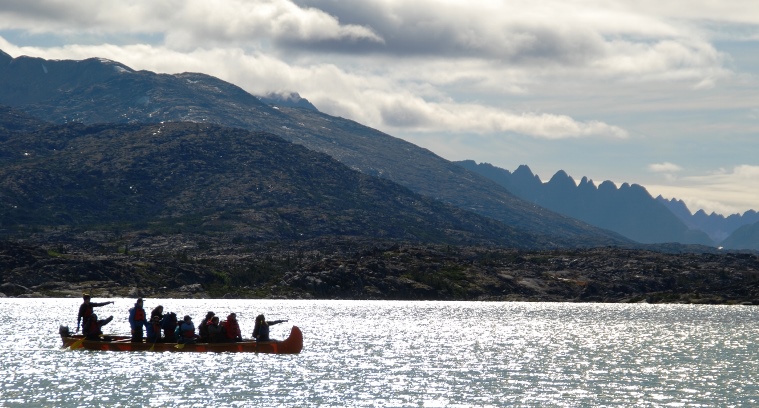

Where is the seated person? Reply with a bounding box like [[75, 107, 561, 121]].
[[146, 315, 162, 343], [207, 316, 224, 343], [160, 312, 178, 343], [83, 313, 114, 341], [198, 311, 215, 343], [177, 315, 199, 344], [223, 313, 243, 342]]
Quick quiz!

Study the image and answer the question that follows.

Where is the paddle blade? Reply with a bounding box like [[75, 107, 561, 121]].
[[68, 338, 85, 350]]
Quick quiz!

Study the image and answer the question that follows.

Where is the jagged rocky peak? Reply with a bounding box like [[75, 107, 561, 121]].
[[259, 91, 319, 111], [621, 183, 653, 199], [513, 164, 538, 179], [657, 195, 693, 216], [547, 170, 576, 188], [578, 176, 597, 190]]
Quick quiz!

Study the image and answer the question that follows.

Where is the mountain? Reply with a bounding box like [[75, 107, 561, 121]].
[[720, 222, 759, 251], [0, 50, 630, 247], [0, 120, 551, 248], [457, 161, 714, 246], [657, 196, 759, 244]]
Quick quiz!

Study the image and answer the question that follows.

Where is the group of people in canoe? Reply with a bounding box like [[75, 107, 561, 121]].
[[76, 293, 286, 343]]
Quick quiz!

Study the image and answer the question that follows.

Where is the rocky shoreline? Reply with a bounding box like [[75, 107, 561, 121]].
[[2, 235, 759, 304]]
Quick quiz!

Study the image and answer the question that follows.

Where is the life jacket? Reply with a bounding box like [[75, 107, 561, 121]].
[[134, 308, 146, 322], [180, 322, 195, 338], [224, 320, 240, 339]]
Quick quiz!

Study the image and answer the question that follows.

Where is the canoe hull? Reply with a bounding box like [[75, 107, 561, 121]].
[[61, 326, 303, 354]]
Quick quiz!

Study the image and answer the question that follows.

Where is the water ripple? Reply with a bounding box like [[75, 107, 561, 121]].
[[1, 299, 758, 406]]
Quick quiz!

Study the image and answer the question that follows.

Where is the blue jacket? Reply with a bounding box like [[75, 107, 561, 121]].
[[128, 305, 147, 330]]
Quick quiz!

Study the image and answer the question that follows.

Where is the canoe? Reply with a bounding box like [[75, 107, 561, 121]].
[[60, 325, 303, 354]]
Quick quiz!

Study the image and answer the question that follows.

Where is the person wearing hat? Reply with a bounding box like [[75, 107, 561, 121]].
[[178, 315, 198, 344], [76, 293, 114, 333], [128, 298, 148, 342], [198, 311, 215, 343]]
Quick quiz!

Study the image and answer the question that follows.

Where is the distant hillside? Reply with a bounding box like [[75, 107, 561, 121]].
[[0, 50, 630, 248], [720, 222, 759, 251], [657, 196, 759, 243], [0, 121, 551, 248], [457, 161, 714, 246], [0, 105, 48, 133]]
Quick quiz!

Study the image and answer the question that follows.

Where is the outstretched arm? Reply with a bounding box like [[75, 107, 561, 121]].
[[267, 320, 287, 326]]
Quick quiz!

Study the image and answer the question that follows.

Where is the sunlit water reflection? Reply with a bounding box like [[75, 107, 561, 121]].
[[1, 299, 757, 406]]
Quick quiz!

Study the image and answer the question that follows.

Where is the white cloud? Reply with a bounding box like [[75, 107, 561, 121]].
[[0, 0, 731, 82], [648, 162, 683, 173], [0, 0, 384, 49], [1, 0, 758, 213], [378, 99, 629, 139], [646, 165, 759, 215]]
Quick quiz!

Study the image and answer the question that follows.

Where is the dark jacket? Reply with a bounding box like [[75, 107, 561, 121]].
[[77, 301, 110, 330], [83, 315, 113, 340], [207, 322, 224, 343], [160, 313, 178, 342]]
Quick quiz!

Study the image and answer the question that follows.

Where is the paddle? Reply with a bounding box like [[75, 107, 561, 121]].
[[149, 327, 163, 351], [68, 338, 85, 350]]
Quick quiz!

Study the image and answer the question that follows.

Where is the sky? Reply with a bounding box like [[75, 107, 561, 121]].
[[1, 0, 758, 216]]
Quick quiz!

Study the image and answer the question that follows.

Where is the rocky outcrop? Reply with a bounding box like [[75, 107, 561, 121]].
[[2, 237, 758, 304]]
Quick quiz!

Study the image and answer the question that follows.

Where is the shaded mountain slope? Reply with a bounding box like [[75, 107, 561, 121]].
[[657, 196, 759, 244], [0, 51, 630, 248], [720, 222, 759, 251], [0, 121, 548, 248], [0, 105, 48, 133]]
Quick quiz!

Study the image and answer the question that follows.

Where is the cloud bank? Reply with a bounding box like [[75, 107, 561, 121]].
[[1, 0, 757, 213]]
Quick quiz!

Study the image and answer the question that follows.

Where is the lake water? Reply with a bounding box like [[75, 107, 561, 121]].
[[1, 298, 757, 407]]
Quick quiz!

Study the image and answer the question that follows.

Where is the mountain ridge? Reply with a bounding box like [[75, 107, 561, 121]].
[[0, 50, 630, 248], [456, 160, 715, 246], [656, 196, 759, 245], [459, 160, 759, 250]]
